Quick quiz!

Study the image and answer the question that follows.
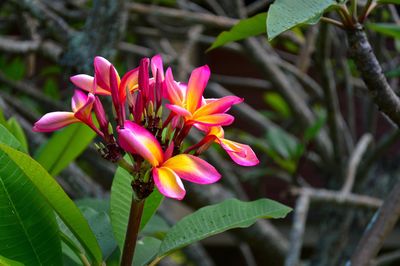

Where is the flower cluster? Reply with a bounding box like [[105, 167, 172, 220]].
[[33, 55, 259, 200]]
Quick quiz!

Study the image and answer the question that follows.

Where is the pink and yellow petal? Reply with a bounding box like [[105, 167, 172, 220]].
[[74, 93, 95, 122], [152, 167, 186, 200], [165, 68, 185, 106], [220, 139, 259, 166], [33, 112, 79, 132], [117, 121, 163, 167], [162, 154, 221, 184], [120, 67, 139, 102], [165, 104, 192, 118], [70, 74, 110, 95], [186, 65, 210, 114], [191, 114, 234, 127], [194, 96, 243, 117], [71, 90, 88, 112]]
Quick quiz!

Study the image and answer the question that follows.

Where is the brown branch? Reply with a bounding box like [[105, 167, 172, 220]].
[[285, 193, 310, 266], [341, 134, 373, 194], [291, 187, 382, 209], [351, 179, 400, 264], [10, 0, 74, 41], [128, 2, 238, 29], [347, 24, 400, 127]]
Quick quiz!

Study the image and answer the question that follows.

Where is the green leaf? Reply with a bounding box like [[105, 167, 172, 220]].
[[267, 0, 337, 40], [7, 118, 29, 153], [368, 23, 400, 39], [133, 237, 162, 266], [264, 92, 291, 118], [76, 197, 110, 213], [142, 214, 170, 239], [378, 0, 400, 4], [0, 255, 25, 266], [157, 198, 292, 258], [208, 13, 267, 51], [0, 144, 103, 265], [110, 166, 164, 249], [34, 123, 96, 176], [304, 111, 327, 143], [0, 124, 23, 151], [386, 66, 400, 78], [266, 126, 300, 159], [0, 145, 62, 265], [80, 207, 117, 260]]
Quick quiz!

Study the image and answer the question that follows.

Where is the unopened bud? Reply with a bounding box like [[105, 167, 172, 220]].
[[108, 123, 114, 135]]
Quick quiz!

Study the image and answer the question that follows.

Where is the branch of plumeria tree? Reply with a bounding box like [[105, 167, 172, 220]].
[[33, 54, 259, 264]]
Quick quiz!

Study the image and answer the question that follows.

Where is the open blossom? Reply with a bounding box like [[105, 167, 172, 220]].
[[32, 54, 259, 200], [118, 121, 220, 199], [165, 66, 243, 127]]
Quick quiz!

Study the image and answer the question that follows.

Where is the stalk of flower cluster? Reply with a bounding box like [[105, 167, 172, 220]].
[[120, 195, 145, 266]]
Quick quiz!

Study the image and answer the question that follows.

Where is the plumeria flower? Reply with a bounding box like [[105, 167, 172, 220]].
[[33, 90, 102, 136], [165, 66, 243, 127], [118, 121, 221, 200], [207, 126, 259, 166]]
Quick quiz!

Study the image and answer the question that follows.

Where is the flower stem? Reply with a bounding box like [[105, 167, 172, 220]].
[[120, 197, 145, 266]]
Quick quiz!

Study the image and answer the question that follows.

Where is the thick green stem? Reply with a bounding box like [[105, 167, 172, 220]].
[[120, 197, 145, 266]]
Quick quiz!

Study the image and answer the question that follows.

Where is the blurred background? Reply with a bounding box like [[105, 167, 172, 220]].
[[1, 0, 400, 265]]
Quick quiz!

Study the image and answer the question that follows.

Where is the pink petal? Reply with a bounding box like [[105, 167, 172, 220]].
[[117, 121, 163, 167], [71, 90, 88, 112], [120, 67, 139, 103], [139, 58, 150, 98], [152, 167, 185, 200], [162, 154, 221, 184], [194, 96, 243, 117], [164, 142, 174, 161], [186, 65, 210, 114], [70, 74, 110, 95], [94, 56, 120, 90], [165, 68, 184, 106], [74, 93, 95, 122], [151, 54, 164, 80], [191, 114, 234, 127], [33, 112, 79, 132], [109, 65, 121, 109], [165, 104, 192, 118], [219, 139, 259, 166]]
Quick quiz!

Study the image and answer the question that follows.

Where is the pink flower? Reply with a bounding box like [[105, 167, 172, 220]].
[[33, 90, 102, 136], [117, 121, 221, 199], [165, 66, 242, 127]]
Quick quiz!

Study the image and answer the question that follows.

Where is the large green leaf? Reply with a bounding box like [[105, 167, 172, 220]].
[[368, 23, 400, 39], [34, 123, 96, 176], [156, 198, 291, 259], [110, 166, 164, 249], [208, 13, 267, 51], [267, 0, 337, 40], [0, 124, 23, 151], [0, 144, 103, 265], [6, 118, 28, 153], [133, 237, 162, 266], [0, 145, 62, 265], [0, 255, 25, 266]]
